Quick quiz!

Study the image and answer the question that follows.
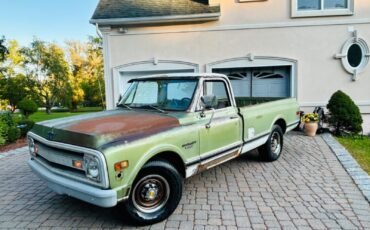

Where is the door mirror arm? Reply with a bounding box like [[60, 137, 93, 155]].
[[205, 108, 215, 129]]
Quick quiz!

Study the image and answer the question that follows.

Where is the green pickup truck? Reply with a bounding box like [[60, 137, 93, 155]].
[[28, 73, 300, 224]]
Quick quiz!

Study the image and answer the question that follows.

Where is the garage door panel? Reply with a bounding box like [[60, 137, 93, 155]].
[[214, 66, 291, 98]]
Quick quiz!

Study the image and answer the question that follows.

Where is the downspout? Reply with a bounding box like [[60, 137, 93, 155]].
[[95, 23, 103, 39]]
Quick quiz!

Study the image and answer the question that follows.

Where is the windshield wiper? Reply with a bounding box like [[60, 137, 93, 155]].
[[117, 104, 132, 110], [147, 105, 166, 113]]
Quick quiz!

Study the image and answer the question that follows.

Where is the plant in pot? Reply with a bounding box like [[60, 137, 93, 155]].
[[302, 113, 319, 137]]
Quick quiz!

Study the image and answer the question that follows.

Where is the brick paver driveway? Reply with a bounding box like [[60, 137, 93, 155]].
[[0, 132, 369, 229]]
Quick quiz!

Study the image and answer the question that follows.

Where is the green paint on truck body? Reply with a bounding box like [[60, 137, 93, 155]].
[[28, 74, 300, 204]]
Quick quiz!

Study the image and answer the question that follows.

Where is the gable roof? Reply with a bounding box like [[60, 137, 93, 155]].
[[90, 0, 220, 26]]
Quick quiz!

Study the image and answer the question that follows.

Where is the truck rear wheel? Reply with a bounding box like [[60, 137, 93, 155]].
[[121, 160, 183, 225], [258, 125, 284, 162]]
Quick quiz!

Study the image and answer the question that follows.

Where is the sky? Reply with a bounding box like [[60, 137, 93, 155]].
[[0, 0, 100, 46]]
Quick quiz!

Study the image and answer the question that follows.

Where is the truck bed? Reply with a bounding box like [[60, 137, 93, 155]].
[[235, 97, 284, 107]]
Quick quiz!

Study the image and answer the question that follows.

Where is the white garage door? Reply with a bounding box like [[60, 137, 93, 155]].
[[213, 66, 291, 98]]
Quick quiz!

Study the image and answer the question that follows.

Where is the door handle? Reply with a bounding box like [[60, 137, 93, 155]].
[[230, 116, 239, 120]]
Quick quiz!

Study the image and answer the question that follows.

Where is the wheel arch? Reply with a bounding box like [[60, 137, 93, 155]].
[[273, 117, 287, 133], [126, 145, 187, 188], [147, 151, 186, 178]]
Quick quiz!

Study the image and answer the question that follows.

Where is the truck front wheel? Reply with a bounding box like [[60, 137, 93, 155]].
[[120, 161, 183, 225], [258, 125, 284, 162]]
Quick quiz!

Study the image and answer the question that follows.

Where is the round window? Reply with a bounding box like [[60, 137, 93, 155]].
[[347, 44, 363, 68], [338, 37, 370, 76]]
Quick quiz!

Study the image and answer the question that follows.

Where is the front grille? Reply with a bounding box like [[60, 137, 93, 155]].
[[28, 133, 109, 189]]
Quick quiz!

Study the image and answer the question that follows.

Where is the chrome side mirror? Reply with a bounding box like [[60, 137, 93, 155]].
[[200, 95, 217, 129]]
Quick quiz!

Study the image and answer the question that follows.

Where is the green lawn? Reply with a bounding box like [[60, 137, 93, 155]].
[[29, 107, 103, 123], [336, 136, 370, 174]]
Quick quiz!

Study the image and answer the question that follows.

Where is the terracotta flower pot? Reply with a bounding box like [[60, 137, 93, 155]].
[[304, 122, 318, 137]]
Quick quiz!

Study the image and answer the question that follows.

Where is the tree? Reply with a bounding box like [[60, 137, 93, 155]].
[[0, 74, 33, 112], [21, 39, 71, 114], [0, 40, 34, 112], [65, 37, 105, 109], [18, 98, 38, 118], [65, 40, 86, 111], [0, 36, 8, 62], [84, 36, 105, 107]]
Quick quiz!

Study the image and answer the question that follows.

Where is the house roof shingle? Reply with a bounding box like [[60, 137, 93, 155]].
[[91, 0, 220, 25]]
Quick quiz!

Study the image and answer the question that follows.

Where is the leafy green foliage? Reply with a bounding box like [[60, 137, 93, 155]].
[[18, 98, 38, 118], [21, 39, 71, 114], [327, 90, 363, 135], [17, 119, 35, 137], [0, 74, 35, 112], [0, 113, 21, 144], [0, 36, 8, 62], [7, 126, 21, 142], [0, 121, 7, 145]]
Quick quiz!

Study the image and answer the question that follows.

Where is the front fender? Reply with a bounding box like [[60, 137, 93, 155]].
[[125, 143, 185, 186]]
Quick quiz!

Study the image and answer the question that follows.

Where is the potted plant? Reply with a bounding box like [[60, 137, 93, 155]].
[[302, 113, 319, 137]]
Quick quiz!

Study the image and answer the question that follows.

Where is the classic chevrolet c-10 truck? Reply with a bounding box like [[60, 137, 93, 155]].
[[28, 73, 300, 224]]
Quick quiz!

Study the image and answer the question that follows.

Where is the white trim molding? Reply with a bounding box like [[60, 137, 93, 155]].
[[106, 18, 370, 37], [206, 56, 298, 98], [291, 0, 354, 18]]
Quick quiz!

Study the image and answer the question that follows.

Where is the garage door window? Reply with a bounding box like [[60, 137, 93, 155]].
[[213, 66, 291, 99]]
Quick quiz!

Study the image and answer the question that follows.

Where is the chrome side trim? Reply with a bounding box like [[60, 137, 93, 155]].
[[28, 132, 110, 189], [199, 141, 242, 162]]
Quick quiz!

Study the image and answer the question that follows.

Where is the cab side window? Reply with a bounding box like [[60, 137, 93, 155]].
[[203, 81, 232, 109]]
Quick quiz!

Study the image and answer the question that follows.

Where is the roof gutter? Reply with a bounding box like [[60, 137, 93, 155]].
[[89, 13, 220, 26]]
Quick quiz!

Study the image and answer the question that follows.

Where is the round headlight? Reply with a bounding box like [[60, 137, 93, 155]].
[[86, 158, 100, 179]]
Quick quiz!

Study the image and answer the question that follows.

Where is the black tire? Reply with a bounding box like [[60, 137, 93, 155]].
[[120, 160, 183, 225], [258, 125, 284, 162]]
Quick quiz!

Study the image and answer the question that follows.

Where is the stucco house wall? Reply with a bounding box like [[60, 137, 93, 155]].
[[93, 0, 370, 133]]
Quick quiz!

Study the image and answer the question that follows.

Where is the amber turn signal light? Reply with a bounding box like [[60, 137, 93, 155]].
[[114, 160, 129, 171], [73, 160, 83, 169]]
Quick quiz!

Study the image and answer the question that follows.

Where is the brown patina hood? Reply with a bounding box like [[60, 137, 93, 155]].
[[30, 110, 180, 151]]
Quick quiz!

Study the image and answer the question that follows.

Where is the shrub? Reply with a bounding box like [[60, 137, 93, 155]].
[[0, 112, 23, 144], [18, 99, 38, 118], [0, 121, 7, 145], [7, 126, 21, 142], [327, 90, 363, 135], [17, 119, 35, 137]]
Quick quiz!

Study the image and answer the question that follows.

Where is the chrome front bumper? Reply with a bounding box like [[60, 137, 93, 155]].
[[28, 159, 117, 208]]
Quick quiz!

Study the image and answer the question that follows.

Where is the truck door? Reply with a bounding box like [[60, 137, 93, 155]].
[[198, 79, 243, 165]]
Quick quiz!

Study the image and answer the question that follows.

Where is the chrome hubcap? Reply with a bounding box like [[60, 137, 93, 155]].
[[271, 132, 281, 155], [132, 175, 170, 213]]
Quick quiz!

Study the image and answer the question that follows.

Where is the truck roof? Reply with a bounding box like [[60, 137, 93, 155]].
[[128, 73, 228, 82]]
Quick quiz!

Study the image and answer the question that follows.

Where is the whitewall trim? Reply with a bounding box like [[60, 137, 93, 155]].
[[206, 56, 298, 98]]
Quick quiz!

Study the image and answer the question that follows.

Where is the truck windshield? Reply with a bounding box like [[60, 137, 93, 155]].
[[118, 79, 198, 111]]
